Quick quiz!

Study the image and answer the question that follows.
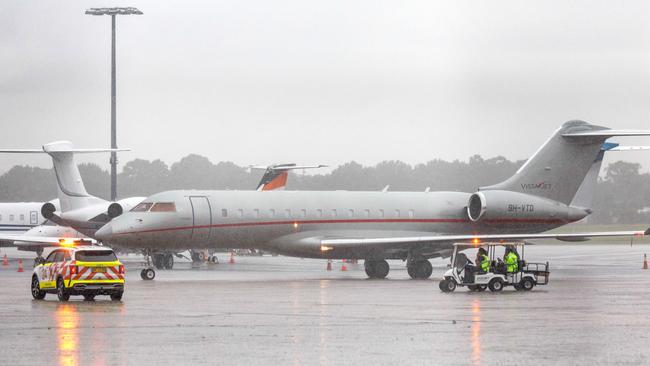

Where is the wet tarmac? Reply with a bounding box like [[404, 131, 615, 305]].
[[1, 244, 650, 366]]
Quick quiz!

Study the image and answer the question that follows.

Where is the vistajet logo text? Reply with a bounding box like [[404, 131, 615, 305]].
[[520, 182, 552, 190]]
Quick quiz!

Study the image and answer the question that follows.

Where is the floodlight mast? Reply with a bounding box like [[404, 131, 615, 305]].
[[85, 7, 143, 201]]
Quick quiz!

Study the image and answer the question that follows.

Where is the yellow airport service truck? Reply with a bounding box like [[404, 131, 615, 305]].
[[31, 245, 125, 301]]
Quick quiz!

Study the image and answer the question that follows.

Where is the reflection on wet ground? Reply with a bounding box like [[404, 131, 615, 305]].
[[1, 244, 650, 365]]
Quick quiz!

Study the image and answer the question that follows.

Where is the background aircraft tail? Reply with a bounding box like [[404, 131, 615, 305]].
[[0, 141, 128, 212], [481, 120, 650, 205]]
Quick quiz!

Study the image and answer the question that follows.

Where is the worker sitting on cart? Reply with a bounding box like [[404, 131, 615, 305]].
[[504, 246, 519, 273], [476, 248, 491, 273]]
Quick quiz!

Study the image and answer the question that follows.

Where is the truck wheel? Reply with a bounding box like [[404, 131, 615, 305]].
[[488, 278, 504, 292], [31, 276, 46, 300], [83, 294, 95, 301], [57, 278, 70, 302], [521, 277, 535, 291], [110, 292, 123, 301]]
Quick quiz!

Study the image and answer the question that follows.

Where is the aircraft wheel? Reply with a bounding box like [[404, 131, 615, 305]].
[[409, 260, 433, 279], [83, 294, 95, 301], [57, 278, 70, 302], [140, 268, 155, 281], [407, 265, 417, 279], [31, 276, 45, 300], [163, 254, 174, 270], [521, 277, 535, 291], [374, 260, 389, 279], [153, 254, 164, 270], [488, 278, 504, 292], [364, 260, 377, 278]]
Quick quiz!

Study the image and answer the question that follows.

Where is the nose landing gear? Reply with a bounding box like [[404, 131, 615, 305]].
[[140, 250, 156, 280]]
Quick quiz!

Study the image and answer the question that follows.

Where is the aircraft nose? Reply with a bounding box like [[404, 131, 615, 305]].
[[95, 223, 114, 241]]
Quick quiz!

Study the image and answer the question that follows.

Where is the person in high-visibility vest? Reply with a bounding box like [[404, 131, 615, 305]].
[[477, 248, 491, 273], [504, 247, 519, 273]]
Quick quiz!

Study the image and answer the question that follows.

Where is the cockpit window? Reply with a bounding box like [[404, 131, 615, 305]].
[[150, 202, 176, 212], [131, 202, 153, 212]]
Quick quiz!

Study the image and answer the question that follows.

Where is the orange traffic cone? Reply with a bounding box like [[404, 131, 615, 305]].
[[229, 252, 235, 264], [2, 254, 8, 266], [341, 261, 347, 271], [643, 254, 648, 270], [326, 259, 332, 271], [17, 259, 24, 273]]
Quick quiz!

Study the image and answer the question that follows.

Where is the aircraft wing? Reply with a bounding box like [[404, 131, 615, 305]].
[[319, 229, 649, 249], [0, 234, 96, 247]]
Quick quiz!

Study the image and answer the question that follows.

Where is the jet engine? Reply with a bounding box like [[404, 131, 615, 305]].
[[41, 202, 57, 219], [467, 190, 589, 223], [107, 202, 123, 219]]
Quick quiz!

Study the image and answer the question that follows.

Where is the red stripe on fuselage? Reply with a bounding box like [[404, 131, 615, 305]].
[[112, 217, 568, 236]]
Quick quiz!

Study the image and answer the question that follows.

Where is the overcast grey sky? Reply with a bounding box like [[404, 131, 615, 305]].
[[1, 0, 650, 175]]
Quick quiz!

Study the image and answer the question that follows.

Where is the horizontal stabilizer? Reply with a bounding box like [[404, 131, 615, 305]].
[[0, 234, 96, 247], [608, 146, 650, 151]]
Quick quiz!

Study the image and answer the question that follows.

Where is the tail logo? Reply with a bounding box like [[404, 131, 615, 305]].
[[520, 182, 553, 190]]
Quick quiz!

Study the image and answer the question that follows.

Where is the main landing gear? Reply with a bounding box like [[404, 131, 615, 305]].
[[365, 259, 390, 279], [407, 259, 433, 279], [153, 253, 174, 270]]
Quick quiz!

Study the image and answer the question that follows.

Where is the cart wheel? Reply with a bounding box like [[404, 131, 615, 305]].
[[521, 277, 535, 291], [514, 283, 523, 291], [468, 285, 477, 291], [444, 279, 456, 292], [488, 278, 504, 292]]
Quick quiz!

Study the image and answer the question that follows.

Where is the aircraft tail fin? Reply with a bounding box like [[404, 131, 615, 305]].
[[481, 120, 650, 205], [0, 141, 128, 212], [251, 164, 327, 191]]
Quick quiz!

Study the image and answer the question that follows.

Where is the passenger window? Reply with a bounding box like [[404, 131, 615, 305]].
[[408, 210, 414, 218], [270, 209, 275, 218], [379, 209, 384, 218], [300, 209, 306, 218], [348, 209, 354, 218], [253, 209, 259, 218], [132, 202, 153, 212], [331, 209, 337, 218], [19, 214, 24, 221], [221, 209, 228, 218], [317, 209, 323, 218], [150, 202, 176, 212], [0, 214, 3, 221], [9, 215, 14, 221], [238, 209, 244, 218], [285, 209, 291, 218], [364, 209, 370, 218], [395, 209, 401, 218]]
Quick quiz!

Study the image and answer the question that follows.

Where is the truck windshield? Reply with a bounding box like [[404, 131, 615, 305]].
[[75, 250, 117, 262]]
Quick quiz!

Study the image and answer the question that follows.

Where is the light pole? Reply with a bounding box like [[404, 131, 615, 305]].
[[85, 7, 143, 201]]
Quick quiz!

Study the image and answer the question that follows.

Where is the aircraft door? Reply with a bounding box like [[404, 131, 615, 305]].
[[189, 196, 212, 243]]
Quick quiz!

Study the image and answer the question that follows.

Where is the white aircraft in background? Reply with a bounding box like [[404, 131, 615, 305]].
[[0, 201, 54, 236], [0, 141, 144, 262]]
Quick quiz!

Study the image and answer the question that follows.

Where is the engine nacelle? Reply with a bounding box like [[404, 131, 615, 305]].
[[467, 190, 589, 223], [41, 202, 57, 219], [107, 203, 124, 219]]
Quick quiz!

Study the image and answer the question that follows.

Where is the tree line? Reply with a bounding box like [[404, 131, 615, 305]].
[[0, 154, 647, 224]]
